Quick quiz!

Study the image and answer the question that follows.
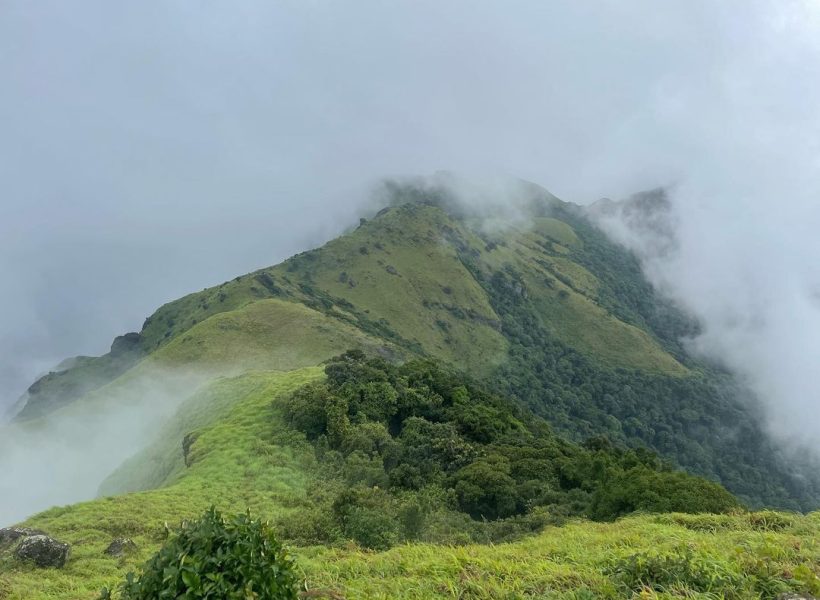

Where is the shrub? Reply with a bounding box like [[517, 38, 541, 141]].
[[101, 508, 298, 600], [590, 467, 740, 521], [332, 487, 400, 550]]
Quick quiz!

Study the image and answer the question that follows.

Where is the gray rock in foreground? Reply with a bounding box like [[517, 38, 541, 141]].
[[0, 527, 45, 547], [14, 535, 70, 568]]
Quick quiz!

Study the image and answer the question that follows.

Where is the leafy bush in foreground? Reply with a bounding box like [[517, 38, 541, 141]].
[[100, 507, 298, 600]]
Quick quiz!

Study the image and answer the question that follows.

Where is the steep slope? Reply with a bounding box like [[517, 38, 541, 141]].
[[13, 333, 145, 421], [0, 299, 392, 525], [135, 202, 682, 378], [11, 183, 820, 511]]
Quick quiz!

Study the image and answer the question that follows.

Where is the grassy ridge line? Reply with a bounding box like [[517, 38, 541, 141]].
[[138, 204, 683, 377], [1, 368, 323, 600], [153, 298, 395, 371], [0, 298, 390, 524]]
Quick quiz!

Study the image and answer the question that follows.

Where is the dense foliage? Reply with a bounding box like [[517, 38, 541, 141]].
[[100, 508, 298, 600], [372, 182, 820, 510], [456, 203, 820, 511], [280, 351, 738, 548]]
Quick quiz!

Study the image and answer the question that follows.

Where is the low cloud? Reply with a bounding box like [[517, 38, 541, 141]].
[[0, 365, 208, 526]]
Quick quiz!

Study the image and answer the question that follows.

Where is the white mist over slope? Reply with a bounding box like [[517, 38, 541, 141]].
[[0, 367, 206, 526], [596, 181, 820, 452]]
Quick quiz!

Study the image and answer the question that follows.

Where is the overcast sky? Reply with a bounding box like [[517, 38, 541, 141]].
[[2, 1, 820, 447]]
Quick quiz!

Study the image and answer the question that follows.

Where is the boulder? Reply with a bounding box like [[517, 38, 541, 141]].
[[777, 594, 818, 600], [104, 537, 138, 557], [15, 535, 70, 568], [0, 527, 45, 547]]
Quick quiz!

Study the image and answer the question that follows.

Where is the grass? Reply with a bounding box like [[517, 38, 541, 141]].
[[268, 204, 509, 374], [153, 298, 392, 371], [3, 366, 819, 600], [0, 368, 323, 599], [298, 512, 820, 599], [475, 218, 687, 375]]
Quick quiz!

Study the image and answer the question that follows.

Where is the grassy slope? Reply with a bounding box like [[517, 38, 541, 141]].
[[153, 298, 394, 371], [18, 199, 687, 421], [475, 217, 686, 375], [0, 369, 322, 599], [3, 297, 392, 455], [3, 367, 819, 600], [136, 204, 682, 379]]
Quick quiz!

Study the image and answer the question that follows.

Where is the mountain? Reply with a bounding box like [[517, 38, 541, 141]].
[[2, 176, 819, 599], [15, 177, 817, 510]]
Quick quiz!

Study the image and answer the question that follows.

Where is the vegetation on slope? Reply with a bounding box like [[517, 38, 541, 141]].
[[15, 181, 820, 511], [277, 351, 737, 549], [100, 508, 298, 600], [297, 511, 820, 599], [0, 368, 321, 599], [1, 359, 817, 600]]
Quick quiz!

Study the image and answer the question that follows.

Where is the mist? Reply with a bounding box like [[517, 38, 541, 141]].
[[3, 0, 820, 518], [0, 365, 208, 525]]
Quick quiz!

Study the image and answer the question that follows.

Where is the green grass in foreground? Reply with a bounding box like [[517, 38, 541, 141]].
[[298, 511, 820, 599]]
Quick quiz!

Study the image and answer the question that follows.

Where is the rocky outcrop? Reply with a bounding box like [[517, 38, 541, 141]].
[[109, 332, 143, 357], [14, 534, 70, 568], [0, 527, 45, 547], [104, 537, 137, 557], [183, 431, 200, 467]]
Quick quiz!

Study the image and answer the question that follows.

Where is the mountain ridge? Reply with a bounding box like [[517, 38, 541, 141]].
[[10, 181, 820, 512]]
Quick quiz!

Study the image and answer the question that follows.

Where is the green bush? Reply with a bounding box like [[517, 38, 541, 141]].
[[101, 507, 298, 600], [590, 467, 740, 521], [332, 487, 400, 550]]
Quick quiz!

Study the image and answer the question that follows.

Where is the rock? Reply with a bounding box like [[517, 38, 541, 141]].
[[0, 527, 45, 547], [385, 265, 398, 275], [15, 535, 70, 568], [110, 332, 143, 357], [183, 431, 199, 467], [777, 594, 818, 600], [104, 537, 137, 557]]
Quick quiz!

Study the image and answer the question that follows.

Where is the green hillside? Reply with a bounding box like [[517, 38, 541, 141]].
[[1, 358, 818, 599], [14, 184, 820, 509], [4, 180, 820, 599]]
